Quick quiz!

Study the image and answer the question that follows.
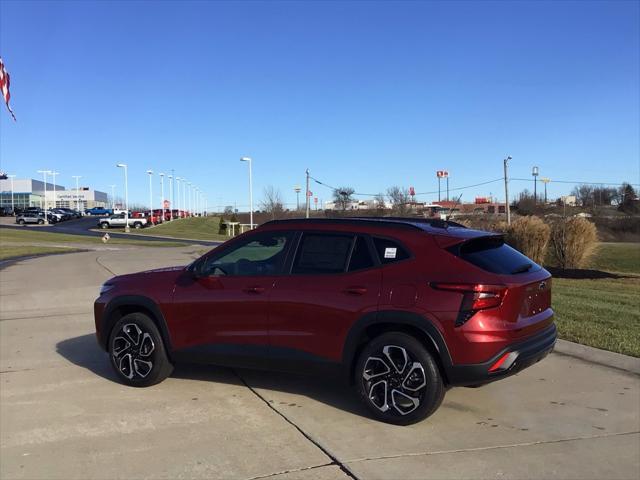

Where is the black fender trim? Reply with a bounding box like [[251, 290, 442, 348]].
[[342, 310, 454, 383], [99, 295, 173, 355]]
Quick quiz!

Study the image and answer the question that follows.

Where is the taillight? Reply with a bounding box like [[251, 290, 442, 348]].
[[430, 283, 507, 327]]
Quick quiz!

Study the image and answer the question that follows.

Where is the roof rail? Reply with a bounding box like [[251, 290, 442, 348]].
[[260, 217, 467, 230]]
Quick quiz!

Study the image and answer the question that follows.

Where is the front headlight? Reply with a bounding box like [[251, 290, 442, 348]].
[[99, 283, 115, 295]]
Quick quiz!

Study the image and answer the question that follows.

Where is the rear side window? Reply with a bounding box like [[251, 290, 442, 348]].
[[453, 236, 542, 275], [373, 238, 410, 264], [293, 234, 353, 274], [348, 236, 375, 271]]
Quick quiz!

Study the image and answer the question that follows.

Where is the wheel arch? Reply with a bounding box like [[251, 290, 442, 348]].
[[343, 310, 453, 385], [101, 295, 173, 359]]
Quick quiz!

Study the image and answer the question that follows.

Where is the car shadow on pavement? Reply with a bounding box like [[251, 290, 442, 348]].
[[56, 334, 369, 419]]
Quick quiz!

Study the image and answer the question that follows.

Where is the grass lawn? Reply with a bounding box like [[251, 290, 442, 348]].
[[0, 245, 83, 261], [551, 242, 640, 357], [0, 228, 188, 248], [126, 216, 229, 241], [588, 242, 640, 274]]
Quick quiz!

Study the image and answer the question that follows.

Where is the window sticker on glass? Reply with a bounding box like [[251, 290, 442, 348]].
[[384, 247, 397, 259]]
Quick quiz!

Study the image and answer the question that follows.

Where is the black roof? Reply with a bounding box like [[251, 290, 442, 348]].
[[261, 216, 469, 233]]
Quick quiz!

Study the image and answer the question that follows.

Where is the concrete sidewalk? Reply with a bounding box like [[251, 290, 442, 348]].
[[1, 249, 638, 479]]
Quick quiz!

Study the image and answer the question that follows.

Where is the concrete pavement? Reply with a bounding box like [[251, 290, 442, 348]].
[[1, 248, 638, 479]]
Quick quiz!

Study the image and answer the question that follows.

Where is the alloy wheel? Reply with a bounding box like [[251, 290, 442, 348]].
[[111, 323, 155, 380], [362, 345, 427, 416]]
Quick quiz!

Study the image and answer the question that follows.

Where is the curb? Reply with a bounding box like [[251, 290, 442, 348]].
[[554, 339, 640, 375]]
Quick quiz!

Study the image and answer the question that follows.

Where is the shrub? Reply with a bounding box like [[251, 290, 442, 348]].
[[549, 217, 598, 269], [504, 216, 550, 265]]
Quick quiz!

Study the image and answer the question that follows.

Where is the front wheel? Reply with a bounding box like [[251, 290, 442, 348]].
[[133, 222, 142, 229], [37, 219, 44, 225], [108, 313, 173, 387], [355, 332, 445, 425], [100, 222, 109, 229], [18, 219, 25, 225]]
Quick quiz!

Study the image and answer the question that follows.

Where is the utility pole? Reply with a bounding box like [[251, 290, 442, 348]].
[[72, 176, 82, 212], [503, 156, 512, 225], [532, 166, 539, 203], [305, 169, 310, 219]]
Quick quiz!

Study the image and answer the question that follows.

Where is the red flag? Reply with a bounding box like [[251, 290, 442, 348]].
[[0, 58, 17, 121]]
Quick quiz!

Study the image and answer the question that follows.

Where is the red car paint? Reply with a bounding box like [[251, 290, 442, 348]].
[[95, 218, 555, 385]]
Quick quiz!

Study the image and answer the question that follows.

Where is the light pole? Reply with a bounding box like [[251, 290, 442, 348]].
[[50, 171, 60, 210], [109, 185, 116, 210], [8, 174, 15, 214], [187, 181, 192, 217], [37, 170, 51, 224], [532, 166, 539, 204], [541, 177, 551, 204], [146, 170, 154, 224], [159, 173, 165, 222], [503, 156, 512, 225], [116, 163, 130, 232], [175, 177, 181, 217], [72, 176, 82, 212], [182, 179, 187, 217], [240, 157, 254, 228], [168, 173, 174, 221], [294, 185, 301, 210], [305, 168, 310, 218]]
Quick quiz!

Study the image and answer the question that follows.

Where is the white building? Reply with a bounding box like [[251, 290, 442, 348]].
[[0, 178, 108, 211]]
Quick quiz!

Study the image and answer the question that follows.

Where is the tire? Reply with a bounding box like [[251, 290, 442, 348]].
[[133, 222, 142, 229], [355, 332, 445, 425], [37, 219, 44, 225], [100, 222, 109, 229], [108, 312, 173, 387], [18, 219, 25, 225]]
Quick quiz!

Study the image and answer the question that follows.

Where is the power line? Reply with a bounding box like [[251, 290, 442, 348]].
[[510, 178, 639, 187]]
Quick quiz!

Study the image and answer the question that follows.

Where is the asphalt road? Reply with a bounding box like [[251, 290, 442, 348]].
[[1, 247, 639, 480], [0, 216, 221, 245]]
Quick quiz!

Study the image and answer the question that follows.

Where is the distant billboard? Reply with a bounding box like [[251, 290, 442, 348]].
[[436, 170, 449, 178]]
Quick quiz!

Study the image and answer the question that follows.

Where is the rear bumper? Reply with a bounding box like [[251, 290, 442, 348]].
[[445, 323, 557, 386]]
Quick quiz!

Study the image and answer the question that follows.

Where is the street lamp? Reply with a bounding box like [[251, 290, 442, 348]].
[[50, 171, 60, 210], [146, 170, 154, 224], [541, 177, 551, 204], [7, 174, 15, 214], [109, 185, 116, 210], [182, 179, 187, 217], [168, 173, 174, 221], [72, 175, 82, 212], [175, 177, 181, 218], [159, 173, 165, 222], [116, 163, 130, 232], [37, 170, 52, 224], [532, 166, 539, 204], [240, 156, 253, 229]]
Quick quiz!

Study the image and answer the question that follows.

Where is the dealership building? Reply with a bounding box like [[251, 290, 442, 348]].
[[0, 178, 108, 211]]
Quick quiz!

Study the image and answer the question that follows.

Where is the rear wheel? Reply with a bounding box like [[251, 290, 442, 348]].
[[18, 219, 25, 225], [37, 219, 44, 225], [355, 332, 445, 425], [100, 222, 109, 229], [133, 222, 142, 229], [108, 313, 173, 387]]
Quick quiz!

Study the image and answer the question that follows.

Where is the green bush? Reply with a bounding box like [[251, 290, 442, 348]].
[[550, 217, 598, 269]]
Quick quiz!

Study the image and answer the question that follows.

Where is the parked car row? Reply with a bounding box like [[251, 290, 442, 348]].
[[14, 207, 82, 225]]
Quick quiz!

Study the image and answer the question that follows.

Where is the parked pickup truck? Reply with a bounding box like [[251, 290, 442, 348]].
[[98, 213, 147, 229]]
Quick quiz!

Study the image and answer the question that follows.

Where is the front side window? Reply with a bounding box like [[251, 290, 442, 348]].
[[292, 233, 354, 274], [201, 231, 292, 276]]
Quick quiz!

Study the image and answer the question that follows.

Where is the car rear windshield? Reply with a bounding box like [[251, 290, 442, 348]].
[[450, 236, 542, 275]]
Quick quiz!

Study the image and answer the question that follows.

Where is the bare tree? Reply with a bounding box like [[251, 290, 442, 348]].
[[386, 186, 410, 215], [374, 193, 386, 215], [571, 185, 594, 207], [261, 186, 285, 219], [333, 187, 355, 211]]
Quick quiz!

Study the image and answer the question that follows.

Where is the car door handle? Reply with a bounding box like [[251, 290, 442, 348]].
[[244, 286, 265, 294], [344, 286, 367, 296]]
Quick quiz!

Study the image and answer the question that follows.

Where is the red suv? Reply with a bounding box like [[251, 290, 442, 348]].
[[94, 218, 556, 424]]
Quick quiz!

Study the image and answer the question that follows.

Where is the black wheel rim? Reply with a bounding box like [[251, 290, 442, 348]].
[[362, 345, 427, 416], [111, 323, 155, 380]]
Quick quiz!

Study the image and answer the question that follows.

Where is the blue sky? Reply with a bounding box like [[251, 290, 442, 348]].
[[1, 0, 638, 209]]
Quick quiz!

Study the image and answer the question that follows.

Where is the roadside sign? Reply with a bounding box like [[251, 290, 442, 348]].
[[163, 200, 170, 209], [314, 197, 318, 204], [102, 233, 110, 243], [436, 170, 449, 178]]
